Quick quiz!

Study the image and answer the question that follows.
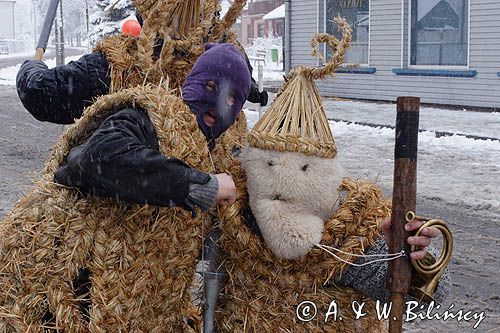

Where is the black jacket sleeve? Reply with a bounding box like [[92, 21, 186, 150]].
[[55, 108, 212, 211], [241, 45, 269, 106], [16, 52, 110, 124]]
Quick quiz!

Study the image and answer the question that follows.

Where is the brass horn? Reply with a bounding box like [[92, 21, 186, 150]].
[[405, 211, 453, 303]]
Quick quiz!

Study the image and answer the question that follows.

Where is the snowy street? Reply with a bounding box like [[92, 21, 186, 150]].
[[0, 48, 87, 85]]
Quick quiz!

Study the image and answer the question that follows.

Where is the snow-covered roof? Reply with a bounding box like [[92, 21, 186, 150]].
[[263, 4, 285, 20]]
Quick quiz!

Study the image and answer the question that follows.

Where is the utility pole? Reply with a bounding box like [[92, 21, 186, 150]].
[[55, 0, 65, 65], [85, 0, 90, 51], [32, 1, 38, 48]]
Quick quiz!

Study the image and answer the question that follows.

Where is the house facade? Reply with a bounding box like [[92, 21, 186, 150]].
[[240, 0, 285, 46], [0, 0, 16, 39], [288, 0, 500, 109]]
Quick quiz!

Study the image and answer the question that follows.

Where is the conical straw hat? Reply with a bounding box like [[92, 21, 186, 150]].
[[248, 17, 352, 159]]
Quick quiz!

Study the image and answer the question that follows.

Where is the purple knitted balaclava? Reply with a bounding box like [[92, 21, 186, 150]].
[[182, 43, 251, 148]]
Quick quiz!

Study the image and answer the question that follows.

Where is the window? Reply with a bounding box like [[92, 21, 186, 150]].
[[325, 0, 370, 65], [410, 0, 469, 67], [257, 23, 266, 38]]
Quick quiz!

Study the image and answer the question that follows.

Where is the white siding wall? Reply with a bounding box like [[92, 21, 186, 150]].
[[290, 0, 318, 67], [290, 0, 500, 108]]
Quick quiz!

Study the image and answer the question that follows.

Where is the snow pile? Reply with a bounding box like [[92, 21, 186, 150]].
[[0, 51, 39, 60], [325, 99, 500, 140], [0, 55, 85, 86], [246, 36, 285, 82]]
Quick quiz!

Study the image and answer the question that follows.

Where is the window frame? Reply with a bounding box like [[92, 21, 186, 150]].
[[257, 23, 266, 38], [407, 0, 471, 70], [322, 0, 371, 67]]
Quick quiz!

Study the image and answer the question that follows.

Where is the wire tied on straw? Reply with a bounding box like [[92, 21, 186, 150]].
[[316, 243, 406, 267]]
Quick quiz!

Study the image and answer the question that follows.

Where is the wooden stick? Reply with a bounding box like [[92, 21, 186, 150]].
[[34, 0, 60, 61], [34, 48, 45, 61], [387, 96, 420, 333]]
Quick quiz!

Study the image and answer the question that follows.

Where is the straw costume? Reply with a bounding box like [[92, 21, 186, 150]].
[[94, 0, 246, 93], [0, 1, 251, 332], [213, 18, 391, 332]]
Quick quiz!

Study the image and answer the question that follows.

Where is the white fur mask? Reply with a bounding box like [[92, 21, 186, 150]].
[[240, 146, 345, 259]]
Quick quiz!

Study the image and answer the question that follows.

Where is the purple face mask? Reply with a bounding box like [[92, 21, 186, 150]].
[[182, 43, 251, 148]]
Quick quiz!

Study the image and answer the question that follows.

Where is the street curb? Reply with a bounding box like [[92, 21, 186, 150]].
[[329, 118, 500, 143]]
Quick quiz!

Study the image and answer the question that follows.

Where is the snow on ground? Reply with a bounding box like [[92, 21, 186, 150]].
[[244, 103, 500, 221], [250, 60, 285, 82], [325, 99, 500, 140], [0, 50, 39, 60], [246, 36, 285, 82], [0, 54, 85, 85]]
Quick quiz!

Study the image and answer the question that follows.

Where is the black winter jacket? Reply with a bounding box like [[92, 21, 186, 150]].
[[16, 52, 267, 125], [16, 53, 111, 124], [54, 108, 216, 214]]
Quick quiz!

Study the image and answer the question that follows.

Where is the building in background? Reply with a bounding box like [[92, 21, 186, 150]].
[[288, 0, 500, 109], [0, 0, 16, 39], [263, 3, 285, 37], [240, 0, 284, 46]]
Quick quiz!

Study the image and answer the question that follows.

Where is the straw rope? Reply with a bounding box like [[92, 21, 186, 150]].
[[214, 170, 391, 331], [96, 0, 245, 94], [210, 0, 246, 42], [291, 16, 352, 81], [0, 85, 247, 332]]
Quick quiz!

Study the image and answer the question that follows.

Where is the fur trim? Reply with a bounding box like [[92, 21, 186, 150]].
[[240, 146, 345, 259]]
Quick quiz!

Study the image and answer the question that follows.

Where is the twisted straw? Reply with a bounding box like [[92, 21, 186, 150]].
[[156, 0, 221, 87], [210, 0, 246, 41], [289, 16, 352, 81], [136, 0, 178, 71], [98, 0, 247, 93]]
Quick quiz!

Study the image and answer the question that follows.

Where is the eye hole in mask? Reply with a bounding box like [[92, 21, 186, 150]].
[[206, 81, 217, 92], [226, 95, 235, 106]]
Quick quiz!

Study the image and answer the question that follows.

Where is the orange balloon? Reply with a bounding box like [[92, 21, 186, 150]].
[[122, 20, 141, 37]]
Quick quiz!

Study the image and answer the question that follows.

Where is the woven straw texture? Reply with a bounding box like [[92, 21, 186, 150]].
[[248, 17, 352, 159], [0, 85, 245, 332], [96, 0, 246, 93], [215, 175, 391, 332], [248, 73, 337, 158]]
